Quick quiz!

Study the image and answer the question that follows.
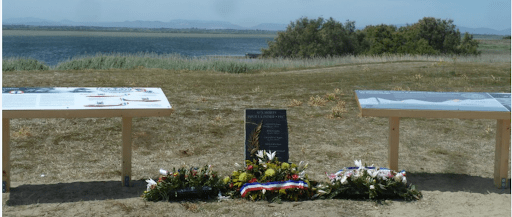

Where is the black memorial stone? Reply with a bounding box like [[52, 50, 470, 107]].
[[245, 109, 289, 162]]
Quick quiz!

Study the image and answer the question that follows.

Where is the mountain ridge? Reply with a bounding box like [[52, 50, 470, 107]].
[[3, 17, 510, 35]]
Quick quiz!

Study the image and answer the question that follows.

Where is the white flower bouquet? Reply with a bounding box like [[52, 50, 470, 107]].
[[321, 160, 422, 201]]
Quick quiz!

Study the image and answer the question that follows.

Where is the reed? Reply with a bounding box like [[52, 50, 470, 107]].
[[3, 52, 510, 73], [2, 57, 50, 71]]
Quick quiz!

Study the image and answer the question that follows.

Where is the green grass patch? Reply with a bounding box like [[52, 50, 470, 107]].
[[472, 34, 510, 40], [4, 51, 511, 73], [54, 53, 256, 73], [2, 58, 50, 71], [477, 39, 511, 55]]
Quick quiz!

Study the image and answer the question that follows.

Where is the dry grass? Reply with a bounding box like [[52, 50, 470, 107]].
[[181, 202, 201, 213], [329, 101, 348, 119], [308, 96, 328, 107], [2, 59, 511, 216], [287, 99, 303, 107]]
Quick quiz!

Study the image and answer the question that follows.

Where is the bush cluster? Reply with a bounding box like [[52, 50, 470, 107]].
[[3, 58, 49, 71], [261, 17, 481, 58], [262, 17, 365, 58]]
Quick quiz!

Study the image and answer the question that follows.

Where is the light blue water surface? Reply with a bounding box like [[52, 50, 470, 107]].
[[2, 35, 271, 66]]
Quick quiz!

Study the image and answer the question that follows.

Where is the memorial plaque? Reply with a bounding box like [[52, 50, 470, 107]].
[[245, 109, 289, 162]]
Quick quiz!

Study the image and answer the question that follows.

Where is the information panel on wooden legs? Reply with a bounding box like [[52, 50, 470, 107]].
[[2, 87, 173, 192], [354, 90, 511, 188]]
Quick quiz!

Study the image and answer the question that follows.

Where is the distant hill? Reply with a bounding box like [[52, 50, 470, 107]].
[[3, 17, 511, 35], [3, 17, 249, 30], [251, 23, 288, 31], [379, 23, 510, 36], [3, 17, 63, 26], [457, 26, 510, 36]]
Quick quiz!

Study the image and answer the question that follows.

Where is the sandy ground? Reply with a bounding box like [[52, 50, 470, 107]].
[[2, 61, 511, 216], [2, 173, 510, 216]]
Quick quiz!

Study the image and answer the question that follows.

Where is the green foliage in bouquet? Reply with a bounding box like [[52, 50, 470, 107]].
[[142, 165, 222, 201], [221, 150, 318, 203], [320, 160, 422, 201], [141, 159, 422, 203]]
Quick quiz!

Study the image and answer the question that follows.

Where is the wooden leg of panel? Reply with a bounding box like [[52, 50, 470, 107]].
[[494, 119, 510, 188], [388, 117, 400, 171], [122, 117, 132, 187], [3, 118, 11, 193]]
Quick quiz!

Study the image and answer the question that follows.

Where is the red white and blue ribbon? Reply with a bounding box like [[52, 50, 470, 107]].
[[240, 180, 309, 197]]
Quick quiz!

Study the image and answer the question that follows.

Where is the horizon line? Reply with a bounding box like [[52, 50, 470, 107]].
[[3, 17, 511, 31]]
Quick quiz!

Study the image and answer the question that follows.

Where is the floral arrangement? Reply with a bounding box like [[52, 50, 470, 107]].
[[141, 158, 422, 203], [142, 165, 221, 201], [320, 160, 422, 201], [222, 150, 317, 202]]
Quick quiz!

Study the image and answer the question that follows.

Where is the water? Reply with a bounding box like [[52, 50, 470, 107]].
[[2, 35, 272, 66]]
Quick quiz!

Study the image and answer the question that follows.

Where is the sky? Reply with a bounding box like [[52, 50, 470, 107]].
[[2, 0, 511, 30]]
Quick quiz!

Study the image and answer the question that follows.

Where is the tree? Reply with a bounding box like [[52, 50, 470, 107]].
[[457, 33, 480, 55], [407, 17, 479, 55], [362, 17, 479, 55], [395, 24, 439, 55], [362, 24, 400, 54], [261, 17, 361, 58], [319, 18, 364, 56], [262, 16, 480, 58]]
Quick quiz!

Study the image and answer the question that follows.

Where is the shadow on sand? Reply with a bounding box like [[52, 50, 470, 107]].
[[4, 173, 510, 206], [407, 172, 511, 194], [5, 179, 147, 206]]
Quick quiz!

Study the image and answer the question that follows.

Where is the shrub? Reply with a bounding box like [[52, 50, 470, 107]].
[[261, 17, 362, 58], [410, 17, 480, 55], [264, 16, 481, 58], [2, 58, 49, 71], [457, 33, 480, 55], [362, 24, 402, 55], [362, 17, 480, 55]]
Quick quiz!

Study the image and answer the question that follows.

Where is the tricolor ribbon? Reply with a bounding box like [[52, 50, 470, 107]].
[[240, 180, 309, 197]]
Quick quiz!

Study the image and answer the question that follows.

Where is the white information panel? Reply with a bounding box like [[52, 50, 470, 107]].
[[2, 87, 172, 110], [355, 90, 511, 112]]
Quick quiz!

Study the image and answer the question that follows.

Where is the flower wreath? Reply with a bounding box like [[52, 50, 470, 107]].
[[222, 150, 317, 202], [320, 160, 422, 200], [142, 165, 221, 201]]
